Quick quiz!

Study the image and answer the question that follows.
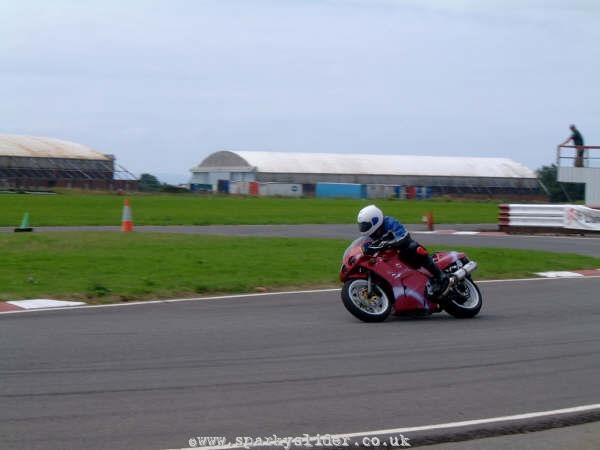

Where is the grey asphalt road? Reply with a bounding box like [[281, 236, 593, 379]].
[[419, 421, 600, 450], [1, 277, 599, 450]]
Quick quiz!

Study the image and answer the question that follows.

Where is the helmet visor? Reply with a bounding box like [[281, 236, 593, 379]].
[[358, 221, 372, 233]]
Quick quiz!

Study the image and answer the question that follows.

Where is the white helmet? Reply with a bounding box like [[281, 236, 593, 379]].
[[357, 204, 384, 236]]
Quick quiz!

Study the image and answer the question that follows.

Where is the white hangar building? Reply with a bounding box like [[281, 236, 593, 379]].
[[0, 133, 137, 191], [189, 150, 543, 199]]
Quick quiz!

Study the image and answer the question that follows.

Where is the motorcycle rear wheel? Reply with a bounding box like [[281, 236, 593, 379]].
[[341, 278, 392, 322], [443, 277, 482, 318]]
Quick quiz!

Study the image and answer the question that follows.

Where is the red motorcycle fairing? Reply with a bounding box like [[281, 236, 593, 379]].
[[340, 237, 444, 315], [393, 271, 434, 313], [363, 250, 434, 313], [433, 251, 466, 270], [340, 237, 482, 322]]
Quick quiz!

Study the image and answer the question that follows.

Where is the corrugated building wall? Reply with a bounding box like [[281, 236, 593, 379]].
[[0, 134, 137, 191], [190, 150, 544, 200]]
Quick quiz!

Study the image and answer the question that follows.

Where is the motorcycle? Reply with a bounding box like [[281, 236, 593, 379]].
[[339, 236, 482, 322]]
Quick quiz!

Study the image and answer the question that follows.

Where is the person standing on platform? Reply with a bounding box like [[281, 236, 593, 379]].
[[560, 124, 585, 167]]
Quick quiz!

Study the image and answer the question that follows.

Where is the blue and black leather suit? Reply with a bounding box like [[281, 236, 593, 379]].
[[364, 216, 445, 280]]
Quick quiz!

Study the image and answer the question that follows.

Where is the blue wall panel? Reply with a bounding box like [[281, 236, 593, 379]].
[[316, 183, 366, 199]]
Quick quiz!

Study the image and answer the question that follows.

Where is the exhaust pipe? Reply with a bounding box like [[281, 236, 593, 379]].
[[451, 261, 477, 281]]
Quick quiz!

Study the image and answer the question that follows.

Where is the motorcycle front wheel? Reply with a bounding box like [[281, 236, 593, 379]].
[[443, 277, 482, 318], [341, 278, 392, 322]]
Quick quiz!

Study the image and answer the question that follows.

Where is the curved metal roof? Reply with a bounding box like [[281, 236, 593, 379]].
[[0, 133, 110, 160], [193, 150, 536, 178]]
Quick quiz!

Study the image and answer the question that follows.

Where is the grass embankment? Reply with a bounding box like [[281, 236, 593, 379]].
[[1, 233, 599, 303], [0, 193, 499, 226], [1, 193, 597, 303]]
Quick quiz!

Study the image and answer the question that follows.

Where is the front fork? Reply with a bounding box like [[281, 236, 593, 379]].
[[366, 272, 385, 302]]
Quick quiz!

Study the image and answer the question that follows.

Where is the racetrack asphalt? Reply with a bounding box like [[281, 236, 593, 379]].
[[2, 225, 599, 449], [1, 277, 599, 450]]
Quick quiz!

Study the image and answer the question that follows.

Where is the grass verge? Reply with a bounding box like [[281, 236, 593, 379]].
[[1, 233, 598, 303], [0, 193, 501, 226]]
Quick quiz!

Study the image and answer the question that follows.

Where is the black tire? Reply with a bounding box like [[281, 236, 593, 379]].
[[341, 278, 392, 322], [443, 277, 483, 318]]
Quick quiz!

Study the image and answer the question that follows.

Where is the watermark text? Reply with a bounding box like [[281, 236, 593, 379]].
[[187, 433, 411, 449]]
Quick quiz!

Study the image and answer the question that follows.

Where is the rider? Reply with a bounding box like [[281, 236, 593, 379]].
[[357, 204, 451, 298]]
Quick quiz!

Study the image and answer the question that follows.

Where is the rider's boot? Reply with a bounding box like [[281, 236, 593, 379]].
[[424, 256, 452, 298]]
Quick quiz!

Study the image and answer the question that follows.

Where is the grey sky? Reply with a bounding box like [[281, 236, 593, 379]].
[[2, 0, 599, 183]]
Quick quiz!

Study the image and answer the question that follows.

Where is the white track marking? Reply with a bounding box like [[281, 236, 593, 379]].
[[535, 271, 585, 278], [162, 403, 600, 449], [6, 299, 86, 309], [2, 275, 600, 315]]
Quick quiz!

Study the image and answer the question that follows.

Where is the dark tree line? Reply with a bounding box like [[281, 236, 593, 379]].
[[536, 164, 585, 203], [138, 173, 187, 193]]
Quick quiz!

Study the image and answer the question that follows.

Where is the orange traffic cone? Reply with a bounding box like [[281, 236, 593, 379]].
[[421, 211, 434, 231], [426, 211, 434, 231], [121, 198, 134, 232]]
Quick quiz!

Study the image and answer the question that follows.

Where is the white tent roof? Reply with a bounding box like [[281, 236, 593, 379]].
[[0, 134, 110, 160], [194, 150, 536, 178]]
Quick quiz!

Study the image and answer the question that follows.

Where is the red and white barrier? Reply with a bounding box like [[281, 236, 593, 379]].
[[499, 204, 600, 233]]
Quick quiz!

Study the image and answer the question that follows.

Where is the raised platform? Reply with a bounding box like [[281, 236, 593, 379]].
[[557, 145, 600, 207]]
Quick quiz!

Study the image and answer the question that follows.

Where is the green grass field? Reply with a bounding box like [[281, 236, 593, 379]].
[[1, 232, 599, 303], [0, 192, 499, 226], [1, 193, 597, 303]]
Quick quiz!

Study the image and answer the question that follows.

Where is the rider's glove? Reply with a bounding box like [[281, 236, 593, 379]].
[[362, 243, 377, 255], [381, 231, 395, 241], [363, 241, 387, 255]]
